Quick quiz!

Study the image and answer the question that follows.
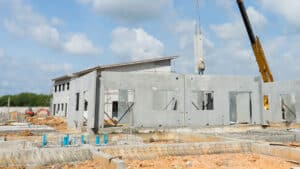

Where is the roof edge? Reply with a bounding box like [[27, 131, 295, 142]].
[[52, 56, 178, 81]]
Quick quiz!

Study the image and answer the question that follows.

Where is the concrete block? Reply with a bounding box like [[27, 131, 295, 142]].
[[92, 150, 126, 169]]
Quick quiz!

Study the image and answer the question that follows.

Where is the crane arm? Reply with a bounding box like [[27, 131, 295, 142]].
[[237, 0, 274, 83]]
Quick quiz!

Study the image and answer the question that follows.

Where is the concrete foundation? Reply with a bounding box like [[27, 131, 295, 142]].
[[0, 147, 92, 167], [0, 125, 55, 133], [98, 141, 252, 160]]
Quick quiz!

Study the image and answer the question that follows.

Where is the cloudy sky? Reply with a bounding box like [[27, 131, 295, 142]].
[[0, 0, 299, 95]]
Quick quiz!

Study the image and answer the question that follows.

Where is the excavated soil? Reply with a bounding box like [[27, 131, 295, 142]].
[[26, 116, 67, 132], [125, 153, 296, 169]]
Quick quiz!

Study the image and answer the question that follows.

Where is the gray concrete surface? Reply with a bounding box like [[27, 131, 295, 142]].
[[0, 147, 92, 167], [98, 72, 262, 128], [52, 69, 300, 130], [262, 81, 300, 123], [0, 141, 35, 150], [0, 125, 55, 133]]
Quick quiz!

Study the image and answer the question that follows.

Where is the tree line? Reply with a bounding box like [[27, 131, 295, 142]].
[[0, 93, 51, 107]]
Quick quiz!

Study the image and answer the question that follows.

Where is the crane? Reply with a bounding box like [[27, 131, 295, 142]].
[[236, 0, 274, 110]]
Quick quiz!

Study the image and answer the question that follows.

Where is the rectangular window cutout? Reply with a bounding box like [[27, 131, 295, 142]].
[[191, 91, 214, 110], [65, 103, 67, 117], [53, 104, 56, 115], [153, 89, 178, 111], [112, 101, 118, 118], [76, 93, 80, 111], [263, 95, 270, 111], [84, 100, 88, 111]]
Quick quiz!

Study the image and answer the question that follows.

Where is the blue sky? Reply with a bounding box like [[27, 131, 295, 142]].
[[0, 0, 299, 95]]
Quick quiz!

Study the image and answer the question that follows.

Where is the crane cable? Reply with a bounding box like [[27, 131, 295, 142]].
[[194, 0, 201, 28]]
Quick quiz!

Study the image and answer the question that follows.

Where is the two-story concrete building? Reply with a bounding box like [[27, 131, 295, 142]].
[[51, 56, 177, 129]]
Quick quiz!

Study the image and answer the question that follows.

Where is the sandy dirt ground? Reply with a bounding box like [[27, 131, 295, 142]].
[[0, 116, 70, 142], [26, 116, 67, 132], [0, 158, 106, 169], [125, 153, 296, 169]]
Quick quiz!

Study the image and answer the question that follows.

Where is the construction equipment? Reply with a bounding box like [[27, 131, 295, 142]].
[[25, 107, 34, 116], [236, 0, 274, 110]]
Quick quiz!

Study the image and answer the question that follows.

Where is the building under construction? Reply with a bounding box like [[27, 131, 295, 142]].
[[1, 0, 300, 168], [51, 0, 300, 131], [51, 55, 300, 131]]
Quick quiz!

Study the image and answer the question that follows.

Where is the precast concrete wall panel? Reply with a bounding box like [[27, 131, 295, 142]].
[[262, 80, 300, 123], [100, 72, 184, 127], [68, 70, 97, 128], [100, 72, 262, 128], [184, 75, 261, 126]]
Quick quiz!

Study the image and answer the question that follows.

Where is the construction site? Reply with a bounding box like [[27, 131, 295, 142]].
[[1, 0, 300, 169]]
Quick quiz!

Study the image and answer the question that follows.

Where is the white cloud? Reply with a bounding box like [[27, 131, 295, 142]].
[[261, 0, 300, 29], [3, 0, 100, 56], [64, 33, 101, 55], [207, 8, 268, 75], [37, 63, 73, 73], [51, 17, 64, 26], [210, 6, 267, 40], [263, 35, 300, 79], [0, 49, 73, 95], [247, 7, 268, 31], [210, 22, 244, 40], [208, 5, 300, 80], [110, 27, 164, 60], [78, 0, 172, 23], [173, 20, 195, 50], [215, 0, 234, 11], [31, 24, 61, 48]]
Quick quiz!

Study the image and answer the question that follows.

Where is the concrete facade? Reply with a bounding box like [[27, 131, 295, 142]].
[[52, 57, 176, 129], [51, 57, 300, 130], [99, 72, 262, 128], [262, 80, 300, 123]]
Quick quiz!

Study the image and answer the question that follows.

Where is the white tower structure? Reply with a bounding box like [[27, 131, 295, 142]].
[[194, 0, 205, 75], [194, 24, 205, 75]]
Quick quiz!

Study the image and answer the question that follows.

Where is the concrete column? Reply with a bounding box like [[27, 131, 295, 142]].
[[99, 76, 105, 129]]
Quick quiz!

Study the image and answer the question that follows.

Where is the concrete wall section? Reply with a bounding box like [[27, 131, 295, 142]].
[[262, 80, 300, 123], [184, 75, 261, 126], [100, 72, 185, 128], [52, 79, 71, 117], [100, 72, 262, 128], [68, 70, 97, 128]]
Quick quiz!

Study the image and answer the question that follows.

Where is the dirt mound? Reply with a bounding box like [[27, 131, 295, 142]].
[[26, 116, 67, 132]]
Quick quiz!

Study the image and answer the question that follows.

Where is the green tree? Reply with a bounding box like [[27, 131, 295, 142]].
[[0, 93, 51, 107]]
